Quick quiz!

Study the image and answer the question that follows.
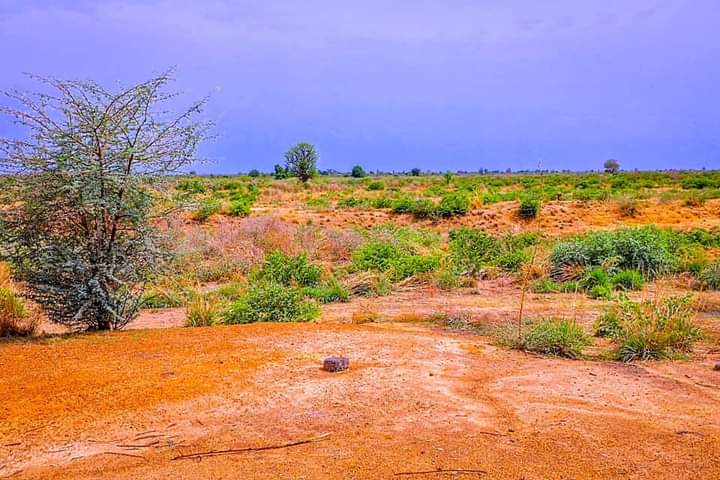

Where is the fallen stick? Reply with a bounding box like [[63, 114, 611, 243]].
[[172, 432, 331, 461], [117, 440, 160, 449], [100, 451, 146, 460], [394, 468, 487, 477]]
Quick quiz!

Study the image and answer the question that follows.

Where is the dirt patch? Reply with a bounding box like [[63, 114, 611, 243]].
[[2, 320, 719, 479]]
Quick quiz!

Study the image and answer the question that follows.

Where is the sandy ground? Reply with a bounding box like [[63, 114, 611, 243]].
[[262, 198, 720, 236], [2, 284, 720, 479]]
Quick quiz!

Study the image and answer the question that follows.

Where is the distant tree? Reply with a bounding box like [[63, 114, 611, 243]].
[[351, 165, 366, 178], [285, 142, 318, 183], [248, 169, 260, 177], [443, 171, 453, 185], [0, 71, 210, 331], [410, 168, 421, 177], [604, 158, 620, 173], [273, 163, 289, 179]]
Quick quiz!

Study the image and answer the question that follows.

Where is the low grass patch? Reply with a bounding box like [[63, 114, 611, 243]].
[[512, 319, 591, 358], [595, 295, 703, 361]]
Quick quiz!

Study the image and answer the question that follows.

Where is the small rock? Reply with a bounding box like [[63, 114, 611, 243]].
[[323, 356, 349, 372], [714, 362, 720, 371]]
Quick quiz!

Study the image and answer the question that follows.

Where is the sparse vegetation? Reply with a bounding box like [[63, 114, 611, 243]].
[[514, 319, 591, 359], [596, 295, 702, 361]]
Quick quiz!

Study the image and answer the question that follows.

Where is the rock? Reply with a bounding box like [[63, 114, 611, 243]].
[[323, 356, 349, 372], [714, 362, 720, 371]]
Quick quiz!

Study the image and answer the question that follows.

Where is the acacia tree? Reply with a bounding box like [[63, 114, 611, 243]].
[[351, 165, 366, 178], [0, 72, 210, 330], [604, 158, 620, 173], [285, 142, 318, 183]]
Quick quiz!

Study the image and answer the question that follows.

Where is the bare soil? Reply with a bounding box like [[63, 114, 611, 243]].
[[3, 284, 720, 479]]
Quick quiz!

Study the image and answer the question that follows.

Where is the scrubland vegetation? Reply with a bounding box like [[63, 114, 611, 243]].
[[4, 162, 720, 364]]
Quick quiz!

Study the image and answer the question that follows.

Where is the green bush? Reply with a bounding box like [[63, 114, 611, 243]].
[[389, 254, 439, 280], [516, 319, 591, 358], [496, 250, 529, 272], [434, 268, 462, 290], [530, 278, 560, 294], [371, 196, 393, 209], [338, 196, 368, 208], [580, 267, 610, 290], [696, 261, 720, 290], [302, 278, 350, 303], [252, 251, 322, 287], [550, 227, 678, 279], [223, 282, 320, 324], [228, 198, 251, 217], [177, 178, 207, 194], [351, 241, 402, 272], [518, 197, 541, 218], [194, 198, 222, 222], [607, 295, 703, 361], [435, 192, 470, 217], [588, 284, 613, 300], [610, 269, 645, 291], [367, 180, 385, 191], [448, 228, 498, 274]]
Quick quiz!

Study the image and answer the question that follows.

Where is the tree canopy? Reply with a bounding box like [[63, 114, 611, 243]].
[[0, 71, 211, 330]]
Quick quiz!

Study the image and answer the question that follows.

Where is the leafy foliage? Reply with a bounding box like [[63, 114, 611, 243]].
[[285, 142, 318, 183], [0, 72, 210, 330], [550, 227, 678, 279], [223, 282, 320, 324], [517, 197, 541, 218], [251, 251, 322, 287]]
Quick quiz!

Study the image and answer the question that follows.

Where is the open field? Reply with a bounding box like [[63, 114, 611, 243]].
[[3, 171, 720, 479]]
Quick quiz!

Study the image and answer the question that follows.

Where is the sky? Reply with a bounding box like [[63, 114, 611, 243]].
[[0, 0, 718, 173]]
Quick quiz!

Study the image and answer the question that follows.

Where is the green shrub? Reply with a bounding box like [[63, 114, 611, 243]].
[[580, 267, 610, 291], [588, 284, 613, 300], [696, 261, 720, 290], [608, 295, 702, 361], [186, 296, 222, 327], [212, 282, 245, 301], [0, 287, 37, 337], [518, 197, 541, 218], [516, 319, 591, 358], [338, 196, 368, 208], [610, 269, 645, 291], [496, 250, 529, 272], [448, 228, 498, 274], [391, 197, 415, 214], [370, 196, 393, 209], [367, 180, 385, 191], [194, 198, 222, 222], [177, 178, 207, 194], [594, 310, 623, 339], [302, 278, 350, 303], [389, 254, 439, 280], [434, 268, 462, 290], [409, 199, 437, 219], [351, 241, 402, 272], [223, 282, 320, 324], [530, 278, 560, 294], [550, 227, 678, 279], [228, 198, 252, 217], [252, 251, 321, 287], [435, 192, 470, 217]]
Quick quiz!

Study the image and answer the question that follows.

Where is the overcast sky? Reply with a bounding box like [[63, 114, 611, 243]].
[[1, 0, 718, 173]]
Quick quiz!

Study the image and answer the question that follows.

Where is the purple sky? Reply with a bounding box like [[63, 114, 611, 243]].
[[1, 0, 718, 173]]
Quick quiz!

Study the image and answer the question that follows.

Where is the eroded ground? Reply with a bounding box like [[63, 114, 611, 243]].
[[2, 285, 720, 479]]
